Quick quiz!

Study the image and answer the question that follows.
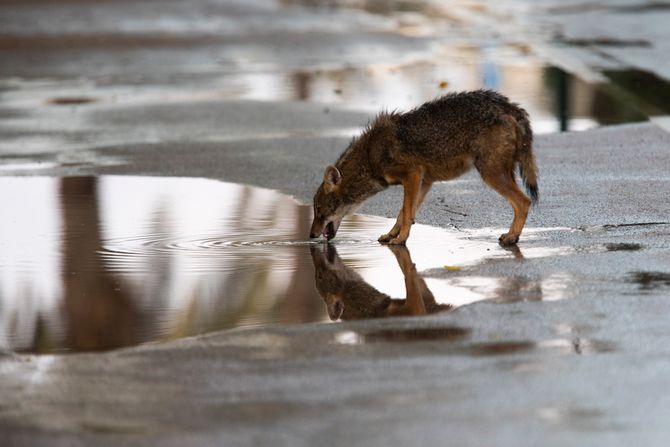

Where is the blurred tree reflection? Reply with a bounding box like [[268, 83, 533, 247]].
[[60, 177, 143, 351]]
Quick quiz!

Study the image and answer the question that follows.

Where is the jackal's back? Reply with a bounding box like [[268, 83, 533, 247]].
[[395, 89, 528, 156], [394, 89, 538, 202]]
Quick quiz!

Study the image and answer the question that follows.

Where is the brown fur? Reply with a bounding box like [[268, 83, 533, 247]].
[[310, 244, 452, 320], [310, 89, 539, 245]]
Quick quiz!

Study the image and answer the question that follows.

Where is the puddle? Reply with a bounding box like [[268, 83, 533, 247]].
[[537, 338, 616, 355], [0, 176, 567, 354], [578, 222, 669, 233], [460, 338, 615, 356], [459, 341, 536, 356], [333, 327, 471, 345], [47, 97, 98, 106], [0, 161, 60, 172], [0, 59, 659, 156], [270, 62, 621, 133], [575, 242, 645, 254], [604, 243, 643, 252], [627, 271, 670, 291], [331, 332, 615, 355], [537, 406, 607, 429], [603, 69, 670, 118]]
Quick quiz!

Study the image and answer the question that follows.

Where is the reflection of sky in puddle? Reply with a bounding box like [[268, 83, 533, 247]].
[[6, 60, 596, 131], [0, 35, 658, 163], [0, 176, 569, 353], [1, 48, 637, 154]]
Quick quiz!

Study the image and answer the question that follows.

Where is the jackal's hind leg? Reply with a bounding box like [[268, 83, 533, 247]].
[[480, 171, 531, 246], [415, 180, 433, 211]]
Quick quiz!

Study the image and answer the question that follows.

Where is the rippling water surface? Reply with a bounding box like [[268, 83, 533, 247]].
[[0, 176, 565, 353]]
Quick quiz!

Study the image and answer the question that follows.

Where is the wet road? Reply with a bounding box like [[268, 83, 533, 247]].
[[2, 0, 670, 446]]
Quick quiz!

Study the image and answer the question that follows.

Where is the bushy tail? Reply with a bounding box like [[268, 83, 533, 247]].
[[514, 108, 539, 204]]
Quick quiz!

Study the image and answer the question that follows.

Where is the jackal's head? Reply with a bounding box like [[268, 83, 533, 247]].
[[310, 165, 351, 240], [310, 243, 347, 320]]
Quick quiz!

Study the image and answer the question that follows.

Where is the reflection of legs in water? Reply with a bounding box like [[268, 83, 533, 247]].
[[495, 244, 544, 302], [501, 244, 524, 260], [494, 276, 543, 303], [386, 245, 454, 316], [310, 243, 452, 320], [385, 245, 427, 316]]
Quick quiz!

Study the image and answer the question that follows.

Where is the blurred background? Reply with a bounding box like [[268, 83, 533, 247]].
[[2, 0, 669, 142]]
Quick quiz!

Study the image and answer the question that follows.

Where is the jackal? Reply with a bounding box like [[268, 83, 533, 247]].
[[309, 90, 538, 245], [310, 243, 452, 320]]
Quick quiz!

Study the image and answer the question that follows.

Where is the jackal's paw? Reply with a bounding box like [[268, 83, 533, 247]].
[[498, 233, 519, 246], [387, 237, 407, 246], [378, 233, 394, 243]]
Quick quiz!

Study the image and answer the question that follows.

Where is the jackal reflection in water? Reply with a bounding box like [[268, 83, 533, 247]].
[[310, 244, 452, 321]]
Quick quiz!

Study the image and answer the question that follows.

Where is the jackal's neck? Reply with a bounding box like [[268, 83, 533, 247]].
[[335, 114, 396, 205], [335, 137, 387, 206]]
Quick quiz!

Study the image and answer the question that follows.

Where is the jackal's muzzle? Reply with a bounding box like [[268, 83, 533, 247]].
[[309, 217, 341, 240]]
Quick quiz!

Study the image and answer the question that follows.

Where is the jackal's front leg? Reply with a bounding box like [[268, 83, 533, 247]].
[[379, 168, 424, 245], [378, 218, 402, 243]]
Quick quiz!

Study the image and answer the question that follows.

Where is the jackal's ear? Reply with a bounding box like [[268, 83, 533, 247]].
[[323, 165, 342, 191]]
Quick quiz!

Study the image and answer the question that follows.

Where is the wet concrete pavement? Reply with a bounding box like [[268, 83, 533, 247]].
[[2, 0, 670, 446]]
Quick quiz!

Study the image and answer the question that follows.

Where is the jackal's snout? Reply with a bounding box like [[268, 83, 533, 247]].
[[309, 218, 337, 240], [309, 217, 323, 239], [308, 218, 322, 239]]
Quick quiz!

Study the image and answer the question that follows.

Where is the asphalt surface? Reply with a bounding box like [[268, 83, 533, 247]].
[[2, 1, 670, 446]]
